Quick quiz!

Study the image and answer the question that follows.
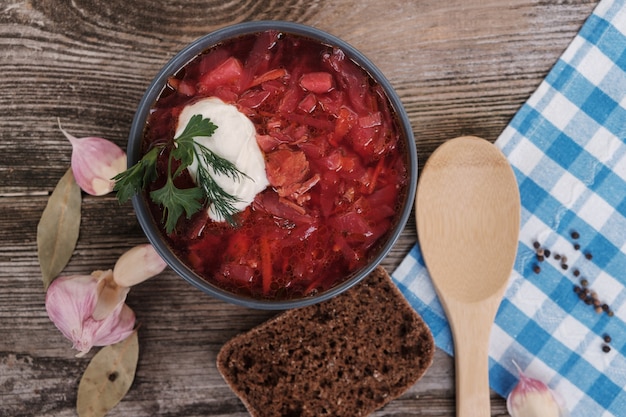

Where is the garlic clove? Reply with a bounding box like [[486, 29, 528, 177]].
[[45, 274, 136, 357], [92, 270, 130, 321], [59, 120, 127, 196], [45, 275, 99, 346], [82, 302, 135, 353], [507, 361, 565, 417], [113, 244, 167, 288]]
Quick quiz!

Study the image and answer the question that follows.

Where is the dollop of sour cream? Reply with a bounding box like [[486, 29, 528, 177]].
[[175, 97, 269, 222]]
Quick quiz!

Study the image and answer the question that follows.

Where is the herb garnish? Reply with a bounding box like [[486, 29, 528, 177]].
[[113, 114, 247, 233]]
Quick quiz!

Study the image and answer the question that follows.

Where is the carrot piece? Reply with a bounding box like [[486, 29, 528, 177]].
[[260, 236, 272, 295], [250, 68, 288, 88], [368, 157, 385, 194]]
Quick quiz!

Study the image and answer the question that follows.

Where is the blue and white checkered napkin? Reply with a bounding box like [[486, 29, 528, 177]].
[[392, 0, 626, 415]]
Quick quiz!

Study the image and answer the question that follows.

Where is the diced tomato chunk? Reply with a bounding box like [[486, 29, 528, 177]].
[[358, 112, 382, 128], [330, 211, 370, 236], [297, 93, 317, 113], [278, 86, 302, 114], [349, 124, 390, 161], [317, 90, 345, 116], [256, 134, 281, 152], [333, 106, 358, 143], [238, 89, 271, 109], [299, 72, 334, 94], [197, 57, 243, 94], [350, 125, 374, 154]]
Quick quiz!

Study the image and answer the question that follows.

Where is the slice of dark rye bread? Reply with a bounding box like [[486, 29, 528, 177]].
[[216, 266, 435, 417]]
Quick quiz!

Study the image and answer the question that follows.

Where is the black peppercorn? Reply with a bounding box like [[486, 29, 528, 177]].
[[571, 231, 580, 239], [533, 241, 541, 249], [533, 265, 541, 274], [573, 269, 580, 277], [585, 252, 593, 260], [544, 249, 551, 258], [604, 334, 612, 343], [574, 243, 581, 250], [603, 345, 611, 353]]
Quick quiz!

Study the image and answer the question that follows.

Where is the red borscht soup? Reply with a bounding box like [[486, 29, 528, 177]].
[[142, 30, 409, 300]]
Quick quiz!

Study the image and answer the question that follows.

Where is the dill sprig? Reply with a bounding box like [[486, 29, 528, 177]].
[[191, 141, 249, 226], [113, 114, 247, 233]]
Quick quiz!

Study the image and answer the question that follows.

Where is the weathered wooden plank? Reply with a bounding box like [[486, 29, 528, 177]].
[[0, 0, 598, 415]]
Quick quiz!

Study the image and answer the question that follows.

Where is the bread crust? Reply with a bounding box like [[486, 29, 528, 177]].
[[217, 266, 435, 417]]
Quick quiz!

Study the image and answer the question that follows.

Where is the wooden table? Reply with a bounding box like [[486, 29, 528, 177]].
[[1, 0, 599, 415]]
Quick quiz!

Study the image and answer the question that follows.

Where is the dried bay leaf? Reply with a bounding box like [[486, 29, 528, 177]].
[[37, 167, 82, 289], [77, 330, 139, 417]]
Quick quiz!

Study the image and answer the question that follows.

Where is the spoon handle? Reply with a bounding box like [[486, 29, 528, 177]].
[[447, 299, 499, 417]]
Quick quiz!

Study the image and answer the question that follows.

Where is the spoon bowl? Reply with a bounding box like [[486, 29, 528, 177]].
[[416, 136, 520, 416]]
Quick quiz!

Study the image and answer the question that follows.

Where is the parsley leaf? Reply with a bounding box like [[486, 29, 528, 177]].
[[150, 177, 204, 234], [176, 114, 217, 142], [171, 114, 216, 177], [113, 146, 160, 203]]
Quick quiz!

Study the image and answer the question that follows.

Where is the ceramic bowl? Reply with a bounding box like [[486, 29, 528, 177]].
[[127, 21, 417, 309]]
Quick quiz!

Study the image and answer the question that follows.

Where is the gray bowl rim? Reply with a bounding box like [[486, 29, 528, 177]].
[[128, 20, 418, 310]]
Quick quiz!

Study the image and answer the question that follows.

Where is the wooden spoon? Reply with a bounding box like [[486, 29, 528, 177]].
[[416, 136, 520, 416]]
